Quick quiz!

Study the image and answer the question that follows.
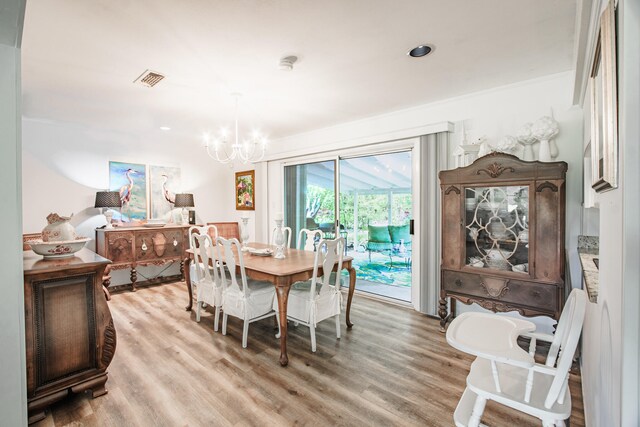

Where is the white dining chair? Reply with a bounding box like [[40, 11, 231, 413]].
[[271, 226, 292, 248], [192, 233, 223, 331], [298, 228, 322, 251], [274, 237, 345, 352], [451, 288, 587, 427], [188, 225, 218, 312], [216, 237, 277, 348]]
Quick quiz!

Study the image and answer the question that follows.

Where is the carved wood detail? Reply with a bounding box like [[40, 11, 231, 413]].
[[476, 162, 515, 178], [536, 181, 559, 192], [101, 319, 116, 366], [479, 278, 510, 299], [444, 185, 461, 195]]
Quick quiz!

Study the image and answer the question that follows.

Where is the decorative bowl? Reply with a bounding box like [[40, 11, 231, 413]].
[[512, 263, 529, 273], [485, 248, 511, 270], [27, 237, 91, 259]]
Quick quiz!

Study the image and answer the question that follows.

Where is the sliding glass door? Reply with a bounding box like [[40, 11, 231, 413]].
[[284, 160, 336, 249], [339, 151, 412, 301], [283, 150, 413, 302]]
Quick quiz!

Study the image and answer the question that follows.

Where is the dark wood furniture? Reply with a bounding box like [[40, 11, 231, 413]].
[[438, 153, 567, 330], [95, 225, 191, 291], [23, 248, 116, 423], [184, 242, 357, 366], [206, 221, 240, 239]]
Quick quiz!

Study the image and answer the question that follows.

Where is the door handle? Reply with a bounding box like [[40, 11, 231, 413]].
[[409, 219, 414, 235]]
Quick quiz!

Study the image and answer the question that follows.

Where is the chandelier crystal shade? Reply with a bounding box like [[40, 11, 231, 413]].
[[203, 94, 268, 164]]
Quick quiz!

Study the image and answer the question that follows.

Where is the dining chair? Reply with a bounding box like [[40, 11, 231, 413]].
[[451, 288, 587, 427], [298, 228, 322, 251], [188, 225, 218, 301], [207, 222, 240, 240], [192, 233, 223, 331], [216, 237, 277, 348], [274, 237, 345, 352], [271, 226, 292, 248]]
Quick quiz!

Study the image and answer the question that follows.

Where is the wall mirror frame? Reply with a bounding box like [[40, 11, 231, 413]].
[[590, 0, 618, 192]]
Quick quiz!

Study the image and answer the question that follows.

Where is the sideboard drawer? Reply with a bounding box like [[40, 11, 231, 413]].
[[442, 270, 558, 312], [135, 230, 184, 262]]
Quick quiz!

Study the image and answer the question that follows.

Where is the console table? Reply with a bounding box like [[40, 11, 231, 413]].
[[95, 225, 191, 291], [24, 248, 115, 423]]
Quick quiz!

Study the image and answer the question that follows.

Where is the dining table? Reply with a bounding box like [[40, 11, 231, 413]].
[[183, 242, 356, 366]]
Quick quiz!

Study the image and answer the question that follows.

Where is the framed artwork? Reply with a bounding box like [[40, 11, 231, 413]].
[[235, 170, 255, 210], [590, 0, 618, 192], [149, 165, 181, 220], [109, 161, 147, 221]]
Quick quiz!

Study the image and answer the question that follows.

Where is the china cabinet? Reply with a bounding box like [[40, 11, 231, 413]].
[[438, 153, 567, 330]]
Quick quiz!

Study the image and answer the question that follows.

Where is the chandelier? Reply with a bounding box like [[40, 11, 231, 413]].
[[203, 94, 268, 164]]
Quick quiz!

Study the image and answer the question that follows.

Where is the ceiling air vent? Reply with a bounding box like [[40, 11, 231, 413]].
[[133, 70, 165, 88]]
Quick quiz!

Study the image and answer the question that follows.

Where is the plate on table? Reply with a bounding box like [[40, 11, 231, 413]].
[[249, 248, 273, 257], [143, 222, 166, 228]]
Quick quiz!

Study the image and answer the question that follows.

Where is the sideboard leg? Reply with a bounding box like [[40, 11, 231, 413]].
[[130, 267, 137, 292], [439, 296, 449, 332]]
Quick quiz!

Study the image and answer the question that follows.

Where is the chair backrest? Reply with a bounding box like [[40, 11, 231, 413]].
[[544, 288, 587, 408], [208, 222, 240, 240], [215, 236, 250, 297], [309, 237, 345, 299], [193, 233, 219, 285], [189, 225, 218, 250], [271, 226, 292, 248], [298, 228, 322, 251]]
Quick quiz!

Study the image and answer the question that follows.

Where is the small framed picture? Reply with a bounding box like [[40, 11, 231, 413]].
[[235, 170, 255, 210]]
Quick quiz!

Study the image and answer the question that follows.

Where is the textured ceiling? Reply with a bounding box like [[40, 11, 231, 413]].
[[21, 0, 577, 144]]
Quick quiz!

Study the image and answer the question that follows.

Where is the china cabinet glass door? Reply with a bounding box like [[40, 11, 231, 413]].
[[464, 185, 530, 274]]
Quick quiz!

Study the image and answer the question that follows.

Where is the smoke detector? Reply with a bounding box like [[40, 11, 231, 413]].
[[279, 56, 298, 71], [133, 70, 165, 87]]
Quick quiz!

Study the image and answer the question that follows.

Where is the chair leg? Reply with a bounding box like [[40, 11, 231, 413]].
[[214, 306, 221, 332], [222, 313, 228, 336], [542, 420, 555, 427], [275, 312, 282, 339], [468, 395, 486, 427], [335, 314, 341, 339], [196, 301, 202, 322], [242, 320, 249, 349], [310, 323, 317, 353], [554, 420, 566, 427]]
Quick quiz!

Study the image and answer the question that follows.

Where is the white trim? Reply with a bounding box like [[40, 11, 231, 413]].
[[265, 122, 452, 161]]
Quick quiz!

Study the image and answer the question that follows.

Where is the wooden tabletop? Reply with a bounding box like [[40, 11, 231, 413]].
[[187, 242, 353, 276], [24, 248, 111, 273]]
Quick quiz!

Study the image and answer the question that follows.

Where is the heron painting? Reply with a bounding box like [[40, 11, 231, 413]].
[[150, 165, 181, 221], [109, 161, 147, 222]]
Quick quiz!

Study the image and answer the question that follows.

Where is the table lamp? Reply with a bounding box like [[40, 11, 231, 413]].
[[94, 191, 122, 228], [174, 193, 195, 225]]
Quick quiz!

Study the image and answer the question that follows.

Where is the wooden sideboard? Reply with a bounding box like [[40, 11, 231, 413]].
[[24, 248, 115, 423], [95, 225, 191, 291]]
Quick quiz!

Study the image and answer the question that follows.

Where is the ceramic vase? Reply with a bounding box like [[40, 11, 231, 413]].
[[42, 213, 76, 242]]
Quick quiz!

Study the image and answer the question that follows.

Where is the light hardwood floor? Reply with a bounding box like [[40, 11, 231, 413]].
[[34, 282, 585, 427]]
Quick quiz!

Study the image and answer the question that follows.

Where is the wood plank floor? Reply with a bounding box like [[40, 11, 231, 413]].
[[34, 282, 585, 427]]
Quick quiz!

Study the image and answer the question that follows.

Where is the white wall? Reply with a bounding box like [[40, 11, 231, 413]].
[[22, 118, 237, 284], [0, 0, 28, 424], [579, 0, 640, 426], [266, 71, 583, 333]]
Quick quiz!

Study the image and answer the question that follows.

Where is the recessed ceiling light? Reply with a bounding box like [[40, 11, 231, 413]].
[[160, 126, 171, 131], [407, 45, 433, 58]]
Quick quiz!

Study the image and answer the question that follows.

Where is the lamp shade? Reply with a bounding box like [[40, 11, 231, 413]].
[[95, 191, 122, 208], [174, 193, 195, 208]]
